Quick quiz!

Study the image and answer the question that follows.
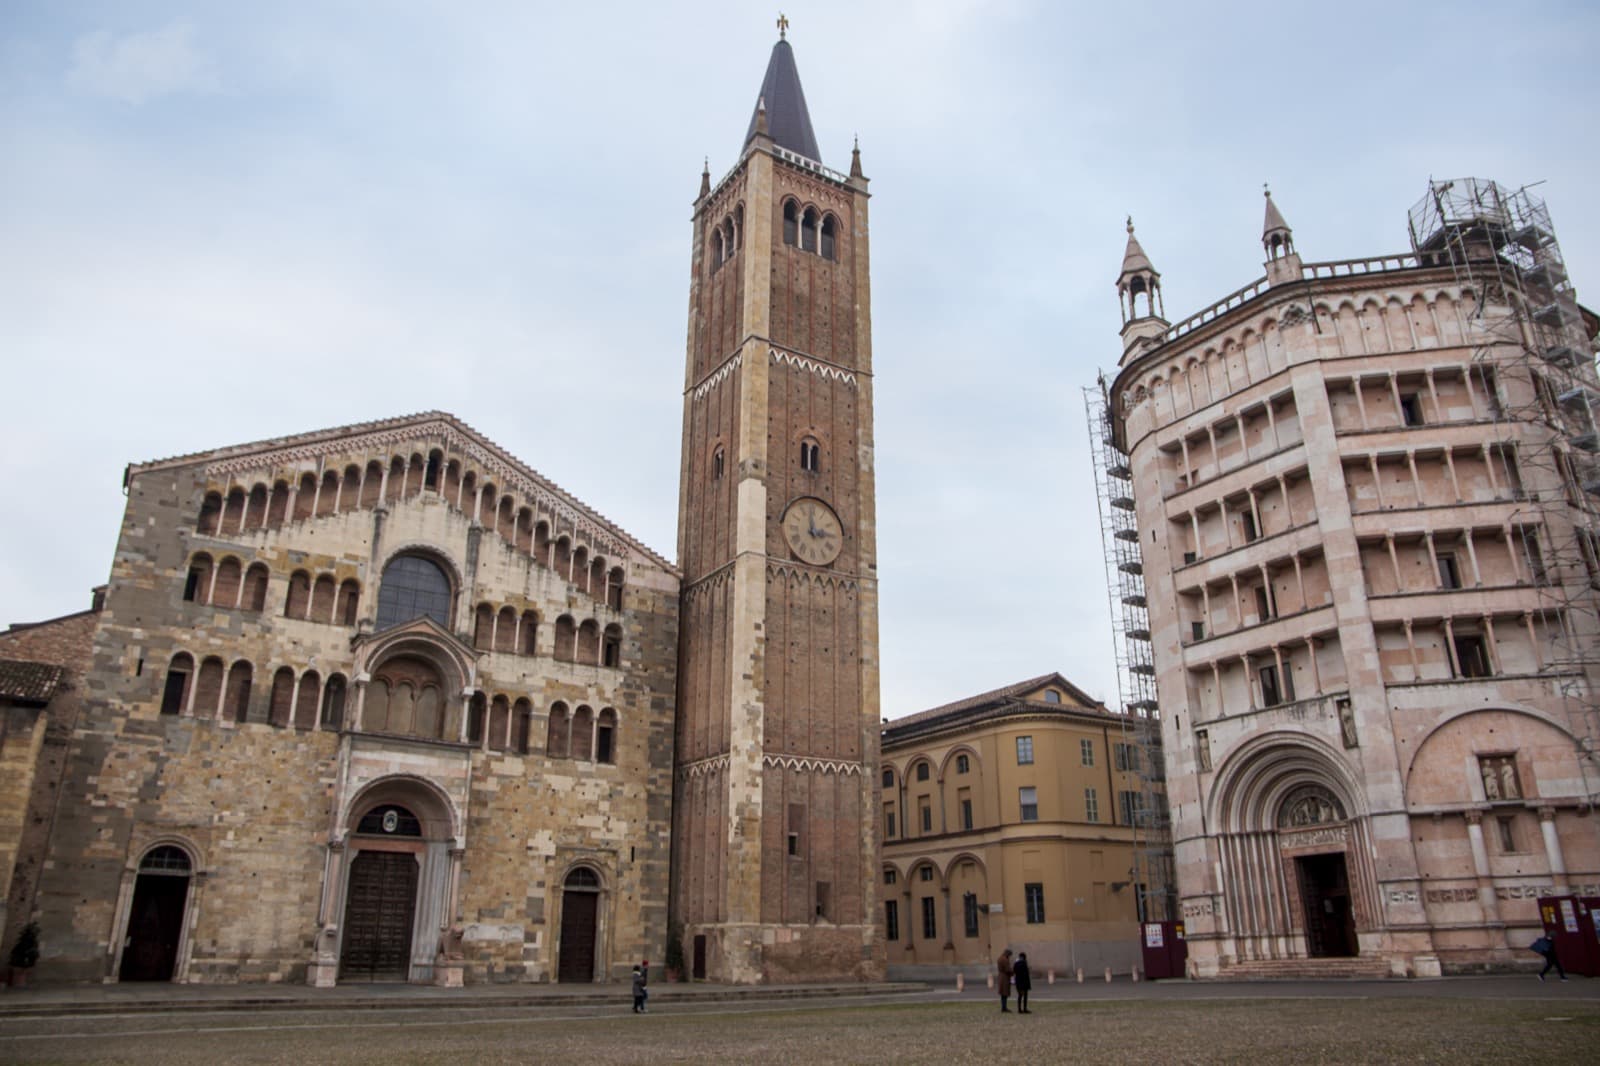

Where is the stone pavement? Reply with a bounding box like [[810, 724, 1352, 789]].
[[0, 972, 1591, 1019]]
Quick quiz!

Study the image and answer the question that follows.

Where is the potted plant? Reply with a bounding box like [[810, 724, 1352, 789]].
[[664, 921, 686, 982], [8, 923, 40, 988]]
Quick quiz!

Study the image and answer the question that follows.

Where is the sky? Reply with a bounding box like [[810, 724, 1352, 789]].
[[3, 1, 1599, 719]]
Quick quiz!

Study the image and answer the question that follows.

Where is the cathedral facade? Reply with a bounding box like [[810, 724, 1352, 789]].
[[1109, 181, 1600, 976], [1, 31, 881, 986]]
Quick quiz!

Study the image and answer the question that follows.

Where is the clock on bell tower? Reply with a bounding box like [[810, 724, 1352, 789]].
[[670, 25, 883, 984]]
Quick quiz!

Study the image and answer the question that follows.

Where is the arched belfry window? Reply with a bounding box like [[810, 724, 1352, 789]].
[[800, 438, 820, 474], [820, 215, 837, 260], [376, 554, 453, 630], [712, 446, 726, 481], [783, 201, 798, 246], [801, 207, 818, 253]]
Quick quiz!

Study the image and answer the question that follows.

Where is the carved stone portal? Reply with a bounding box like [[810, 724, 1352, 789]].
[[1277, 785, 1346, 829]]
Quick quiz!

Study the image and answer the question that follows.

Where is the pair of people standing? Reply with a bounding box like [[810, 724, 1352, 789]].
[[995, 949, 1032, 1013], [631, 959, 650, 1012]]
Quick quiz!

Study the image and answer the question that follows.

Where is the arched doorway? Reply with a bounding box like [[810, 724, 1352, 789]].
[[1278, 786, 1357, 958], [339, 804, 423, 982], [119, 846, 192, 981], [557, 867, 602, 982]]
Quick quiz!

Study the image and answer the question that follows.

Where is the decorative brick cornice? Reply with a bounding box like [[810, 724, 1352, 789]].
[[676, 753, 730, 780], [692, 352, 743, 400], [770, 347, 857, 388], [763, 753, 865, 776]]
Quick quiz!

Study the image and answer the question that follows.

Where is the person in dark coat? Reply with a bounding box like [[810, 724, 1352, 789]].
[[1532, 935, 1568, 981], [1013, 951, 1033, 1013], [631, 964, 648, 1012], [996, 948, 1014, 1012]]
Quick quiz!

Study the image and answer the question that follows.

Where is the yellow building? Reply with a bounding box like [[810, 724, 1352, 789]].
[[880, 674, 1166, 978]]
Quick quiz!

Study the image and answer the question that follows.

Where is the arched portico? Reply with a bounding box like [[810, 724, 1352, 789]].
[[310, 775, 462, 986], [1207, 733, 1377, 963]]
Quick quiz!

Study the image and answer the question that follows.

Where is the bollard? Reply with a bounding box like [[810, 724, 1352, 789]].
[[1132, 966, 1141, 983], [987, 972, 995, 989], [1076, 967, 1084, 983], [1104, 966, 1112, 983], [1047, 968, 1055, 985], [956, 973, 965, 993]]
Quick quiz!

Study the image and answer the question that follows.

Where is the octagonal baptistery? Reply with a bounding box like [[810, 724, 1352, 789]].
[[35, 412, 679, 985], [1108, 183, 1600, 977]]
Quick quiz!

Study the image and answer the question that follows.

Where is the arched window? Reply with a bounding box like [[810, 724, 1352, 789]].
[[495, 606, 517, 653], [712, 228, 725, 271], [473, 604, 494, 650], [513, 698, 534, 754], [489, 695, 510, 751], [197, 493, 223, 534], [224, 661, 253, 722], [141, 844, 192, 873], [317, 470, 339, 517], [783, 200, 799, 246], [295, 670, 321, 730], [547, 701, 570, 757], [376, 555, 453, 630], [566, 866, 600, 889], [242, 564, 270, 612], [285, 571, 311, 620], [387, 457, 406, 502], [467, 691, 487, 745], [193, 657, 225, 719], [712, 446, 725, 481], [800, 438, 820, 474], [572, 546, 590, 593], [521, 610, 539, 655], [577, 620, 600, 665], [602, 624, 622, 668], [337, 579, 360, 625], [425, 449, 443, 491], [184, 553, 213, 604], [607, 568, 625, 611], [405, 453, 425, 496], [820, 214, 837, 261], [801, 208, 818, 253], [534, 521, 552, 565], [212, 557, 242, 608], [269, 667, 295, 727], [294, 473, 317, 521], [360, 461, 384, 508], [161, 653, 194, 716], [311, 574, 336, 623], [267, 482, 290, 526], [245, 485, 269, 529], [322, 674, 347, 730], [516, 508, 535, 553], [222, 488, 247, 533], [571, 705, 594, 760], [340, 465, 361, 511], [596, 708, 617, 764], [554, 615, 577, 662]]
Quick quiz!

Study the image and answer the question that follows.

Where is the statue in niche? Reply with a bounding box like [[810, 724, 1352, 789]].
[[1278, 785, 1344, 829], [1338, 700, 1358, 749], [1479, 755, 1521, 801]]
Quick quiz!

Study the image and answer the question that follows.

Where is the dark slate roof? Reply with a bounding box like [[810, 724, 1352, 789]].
[[743, 38, 822, 163], [0, 659, 65, 705]]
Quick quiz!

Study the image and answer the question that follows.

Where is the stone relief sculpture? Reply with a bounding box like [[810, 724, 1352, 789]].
[[1478, 755, 1520, 801], [1278, 785, 1345, 828]]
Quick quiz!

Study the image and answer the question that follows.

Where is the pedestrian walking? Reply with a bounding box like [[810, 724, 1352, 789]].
[[1531, 935, 1568, 982], [1013, 951, 1032, 1013], [631, 964, 647, 1012], [996, 948, 1014, 1013]]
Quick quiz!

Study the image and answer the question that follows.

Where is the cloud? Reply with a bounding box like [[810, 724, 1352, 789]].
[[67, 21, 216, 104]]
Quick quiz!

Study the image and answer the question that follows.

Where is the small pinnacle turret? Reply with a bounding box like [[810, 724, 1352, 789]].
[[1261, 185, 1301, 284], [1117, 217, 1167, 364], [850, 135, 863, 179]]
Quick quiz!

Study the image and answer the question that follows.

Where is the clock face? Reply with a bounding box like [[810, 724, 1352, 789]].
[[781, 498, 843, 566]]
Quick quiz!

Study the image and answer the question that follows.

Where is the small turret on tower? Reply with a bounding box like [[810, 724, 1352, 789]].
[[1117, 218, 1168, 364], [1262, 186, 1301, 285]]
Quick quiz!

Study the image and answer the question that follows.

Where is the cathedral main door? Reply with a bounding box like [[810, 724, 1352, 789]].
[[339, 850, 418, 981], [1296, 853, 1357, 958]]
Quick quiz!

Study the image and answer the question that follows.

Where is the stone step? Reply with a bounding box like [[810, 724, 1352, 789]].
[[1213, 957, 1391, 981]]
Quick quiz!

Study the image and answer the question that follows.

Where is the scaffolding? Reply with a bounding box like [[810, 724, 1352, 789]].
[[1084, 376, 1175, 922], [1408, 178, 1600, 799]]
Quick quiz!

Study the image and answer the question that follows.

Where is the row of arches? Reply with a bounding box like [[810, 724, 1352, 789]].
[[183, 554, 268, 611], [710, 204, 743, 273], [781, 199, 839, 260], [470, 604, 622, 666], [194, 451, 626, 608], [159, 653, 347, 731], [157, 651, 624, 763]]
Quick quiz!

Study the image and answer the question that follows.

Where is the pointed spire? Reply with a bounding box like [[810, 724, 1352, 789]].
[[699, 157, 711, 199], [849, 134, 863, 179], [1118, 217, 1157, 280], [743, 31, 822, 162], [1262, 184, 1296, 265]]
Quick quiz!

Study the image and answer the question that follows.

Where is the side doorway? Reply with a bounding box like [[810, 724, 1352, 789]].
[[118, 846, 193, 982]]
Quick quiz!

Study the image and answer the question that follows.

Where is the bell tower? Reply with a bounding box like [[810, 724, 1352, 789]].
[[671, 23, 883, 983]]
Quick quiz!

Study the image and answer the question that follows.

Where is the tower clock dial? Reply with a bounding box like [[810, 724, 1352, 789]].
[[781, 498, 843, 566]]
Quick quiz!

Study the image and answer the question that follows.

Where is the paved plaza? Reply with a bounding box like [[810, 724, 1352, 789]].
[[0, 976, 1594, 1064]]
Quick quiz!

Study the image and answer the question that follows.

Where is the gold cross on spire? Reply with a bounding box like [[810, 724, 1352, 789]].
[[777, 12, 789, 38]]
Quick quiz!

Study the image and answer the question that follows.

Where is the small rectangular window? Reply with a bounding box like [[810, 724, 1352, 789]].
[[1255, 585, 1276, 623], [1016, 736, 1034, 765], [920, 866, 934, 882], [1025, 883, 1045, 924], [595, 724, 614, 764], [1119, 790, 1146, 826], [1242, 510, 1259, 543], [883, 868, 897, 885], [787, 803, 804, 856], [1114, 742, 1141, 773], [1400, 392, 1423, 426], [884, 899, 899, 941], [885, 807, 896, 839], [919, 800, 932, 834], [882, 768, 894, 788], [1438, 553, 1461, 590], [1019, 786, 1038, 823], [921, 896, 937, 939], [956, 754, 969, 774], [1260, 664, 1284, 706], [1084, 787, 1099, 823], [963, 892, 980, 937], [1191, 621, 1205, 641], [1496, 815, 1516, 852], [1453, 634, 1492, 678], [815, 881, 830, 921], [960, 794, 974, 831], [916, 761, 930, 781], [1080, 739, 1095, 767]]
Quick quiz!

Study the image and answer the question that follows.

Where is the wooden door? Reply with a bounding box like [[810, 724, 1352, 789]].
[[557, 891, 599, 982], [119, 874, 189, 981], [340, 850, 418, 981]]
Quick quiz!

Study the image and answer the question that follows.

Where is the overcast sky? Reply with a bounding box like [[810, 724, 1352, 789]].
[[3, 2, 1598, 718]]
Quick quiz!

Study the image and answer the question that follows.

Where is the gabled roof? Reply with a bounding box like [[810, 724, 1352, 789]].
[[884, 671, 1109, 744], [0, 659, 65, 705], [743, 38, 822, 163], [124, 411, 676, 573]]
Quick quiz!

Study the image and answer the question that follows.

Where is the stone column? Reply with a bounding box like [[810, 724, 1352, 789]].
[[1539, 808, 1568, 893], [1464, 811, 1500, 924]]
